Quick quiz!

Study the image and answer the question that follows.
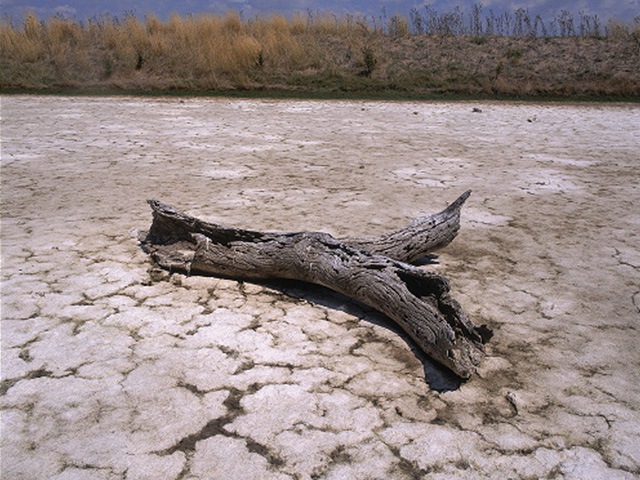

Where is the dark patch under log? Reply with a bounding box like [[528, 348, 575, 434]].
[[140, 191, 490, 378]]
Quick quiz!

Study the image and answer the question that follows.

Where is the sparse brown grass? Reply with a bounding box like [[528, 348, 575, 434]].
[[1, 10, 639, 98]]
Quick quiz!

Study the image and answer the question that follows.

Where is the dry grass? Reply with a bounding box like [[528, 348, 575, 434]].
[[1, 11, 639, 97]]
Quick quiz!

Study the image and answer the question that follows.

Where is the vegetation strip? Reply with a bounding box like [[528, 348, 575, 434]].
[[2, 7, 639, 99]]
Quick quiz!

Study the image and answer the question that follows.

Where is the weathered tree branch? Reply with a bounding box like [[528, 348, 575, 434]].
[[141, 192, 490, 378], [343, 190, 471, 262]]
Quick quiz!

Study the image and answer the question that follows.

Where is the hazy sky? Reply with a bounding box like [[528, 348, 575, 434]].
[[2, 0, 639, 23]]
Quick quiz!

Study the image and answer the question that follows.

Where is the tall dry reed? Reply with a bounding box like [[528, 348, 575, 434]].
[[1, 8, 638, 96]]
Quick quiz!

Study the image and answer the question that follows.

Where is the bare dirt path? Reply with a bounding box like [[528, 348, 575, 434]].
[[1, 95, 639, 479]]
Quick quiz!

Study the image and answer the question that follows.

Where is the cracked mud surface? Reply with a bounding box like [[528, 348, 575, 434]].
[[2, 95, 639, 479]]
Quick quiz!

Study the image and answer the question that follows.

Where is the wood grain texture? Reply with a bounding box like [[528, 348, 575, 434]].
[[141, 192, 490, 378]]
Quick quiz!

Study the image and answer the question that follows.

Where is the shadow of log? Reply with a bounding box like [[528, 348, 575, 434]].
[[255, 278, 465, 392]]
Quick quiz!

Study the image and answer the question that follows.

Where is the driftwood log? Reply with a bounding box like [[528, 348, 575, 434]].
[[141, 191, 490, 378]]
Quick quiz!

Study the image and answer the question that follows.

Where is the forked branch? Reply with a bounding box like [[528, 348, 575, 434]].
[[141, 191, 490, 378]]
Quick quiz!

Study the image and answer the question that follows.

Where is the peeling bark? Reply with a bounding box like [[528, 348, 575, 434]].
[[141, 191, 490, 378]]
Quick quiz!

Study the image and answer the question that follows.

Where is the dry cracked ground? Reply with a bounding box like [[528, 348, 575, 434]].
[[1, 95, 639, 479]]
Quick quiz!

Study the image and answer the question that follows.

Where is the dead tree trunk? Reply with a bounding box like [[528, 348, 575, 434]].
[[141, 191, 490, 378]]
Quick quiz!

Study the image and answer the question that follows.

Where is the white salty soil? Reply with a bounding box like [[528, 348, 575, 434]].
[[1, 95, 639, 479]]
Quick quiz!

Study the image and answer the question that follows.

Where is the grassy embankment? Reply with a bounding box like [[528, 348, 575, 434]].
[[1, 8, 639, 100]]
